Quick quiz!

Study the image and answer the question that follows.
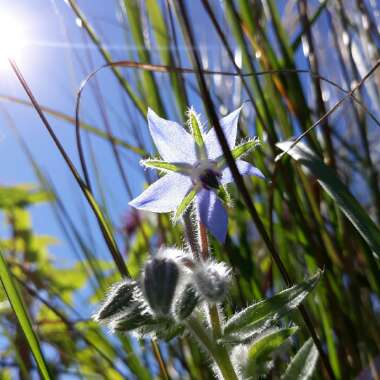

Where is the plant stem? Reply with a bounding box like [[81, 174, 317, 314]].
[[183, 210, 200, 260], [182, 210, 238, 379], [198, 222, 222, 337], [151, 339, 170, 380], [187, 317, 238, 380], [199, 222, 238, 378]]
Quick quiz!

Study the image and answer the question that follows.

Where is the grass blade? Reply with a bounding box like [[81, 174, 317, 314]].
[[0, 249, 51, 379]]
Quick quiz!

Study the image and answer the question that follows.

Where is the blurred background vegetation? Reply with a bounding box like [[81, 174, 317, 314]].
[[1, 0, 380, 379]]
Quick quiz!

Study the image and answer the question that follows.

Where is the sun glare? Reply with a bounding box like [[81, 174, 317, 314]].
[[0, 14, 24, 68]]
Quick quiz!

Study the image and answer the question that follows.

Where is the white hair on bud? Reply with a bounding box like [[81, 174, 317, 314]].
[[92, 279, 139, 324], [156, 246, 193, 283], [193, 261, 232, 303], [157, 246, 188, 261], [108, 301, 151, 335], [141, 247, 197, 317]]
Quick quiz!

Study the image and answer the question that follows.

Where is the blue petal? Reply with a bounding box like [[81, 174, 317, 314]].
[[197, 189, 228, 242], [129, 173, 192, 212], [221, 160, 265, 184], [204, 106, 242, 159], [148, 108, 196, 163]]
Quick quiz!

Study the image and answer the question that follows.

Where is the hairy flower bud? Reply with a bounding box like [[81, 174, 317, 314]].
[[93, 279, 139, 322], [142, 256, 180, 315], [193, 261, 231, 303]]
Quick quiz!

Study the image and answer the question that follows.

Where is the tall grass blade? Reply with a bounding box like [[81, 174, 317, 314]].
[[0, 249, 51, 380]]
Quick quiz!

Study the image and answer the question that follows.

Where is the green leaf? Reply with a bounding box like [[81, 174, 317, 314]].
[[222, 270, 321, 340], [173, 188, 197, 221], [141, 159, 192, 174], [139, 316, 185, 341], [277, 141, 380, 259], [0, 249, 51, 379], [281, 338, 319, 380], [244, 327, 298, 377]]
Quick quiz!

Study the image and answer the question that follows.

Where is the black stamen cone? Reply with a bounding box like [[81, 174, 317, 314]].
[[143, 257, 180, 315], [200, 169, 221, 190]]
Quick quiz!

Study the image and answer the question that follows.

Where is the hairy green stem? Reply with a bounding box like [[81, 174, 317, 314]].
[[198, 222, 223, 338], [182, 211, 238, 379], [187, 317, 238, 380], [183, 210, 200, 260]]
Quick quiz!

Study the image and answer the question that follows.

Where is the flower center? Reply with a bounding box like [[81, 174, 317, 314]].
[[191, 160, 222, 190]]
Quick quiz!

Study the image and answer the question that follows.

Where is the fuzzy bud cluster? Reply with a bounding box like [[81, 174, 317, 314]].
[[93, 247, 232, 339]]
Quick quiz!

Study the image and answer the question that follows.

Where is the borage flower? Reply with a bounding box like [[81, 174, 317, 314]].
[[129, 107, 264, 242]]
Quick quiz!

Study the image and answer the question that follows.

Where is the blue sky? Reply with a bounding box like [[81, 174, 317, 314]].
[[0, 0, 150, 265], [0, 0, 228, 269]]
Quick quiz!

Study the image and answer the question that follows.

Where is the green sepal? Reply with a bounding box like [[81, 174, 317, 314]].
[[217, 186, 232, 207], [138, 316, 185, 341], [187, 108, 207, 160], [218, 138, 260, 168], [141, 159, 192, 174], [110, 304, 154, 332], [175, 284, 199, 320], [173, 187, 198, 222]]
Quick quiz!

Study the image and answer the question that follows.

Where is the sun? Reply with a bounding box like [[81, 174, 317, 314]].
[[0, 14, 24, 68]]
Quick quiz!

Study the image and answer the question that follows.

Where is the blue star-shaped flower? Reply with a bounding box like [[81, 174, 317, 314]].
[[129, 107, 264, 242]]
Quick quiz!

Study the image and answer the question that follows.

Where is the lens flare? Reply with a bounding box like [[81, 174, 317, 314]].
[[0, 14, 24, 67]]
